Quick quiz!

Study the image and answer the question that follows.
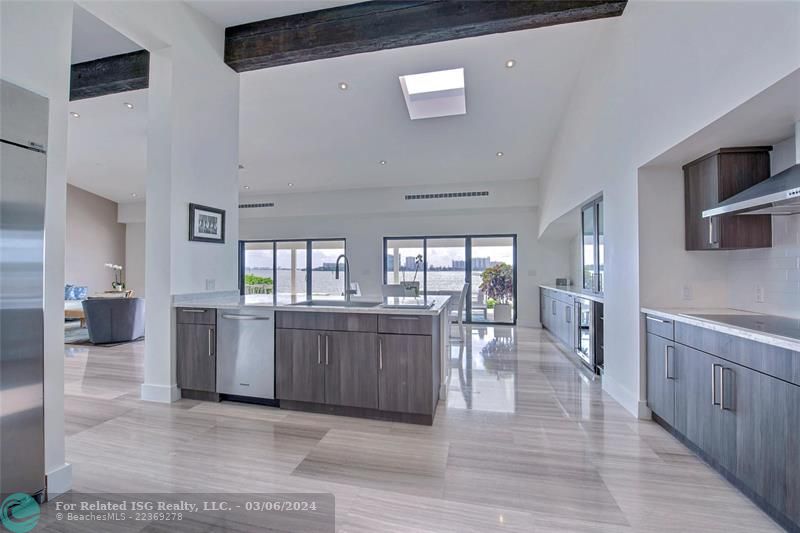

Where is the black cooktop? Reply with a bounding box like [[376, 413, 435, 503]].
[[685, 313, 800, 342]]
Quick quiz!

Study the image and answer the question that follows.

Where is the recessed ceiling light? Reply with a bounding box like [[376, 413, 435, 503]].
[[288, 182, 294, 187], [124, 102, 134, 109], [338, 82, 348, 90], [379, 160, 387, 165], [505, 59, 516, 68], [496, 151, 504, 157], [70, 112, 80, 118], [243, 185, 250, 190], [131, 193, 137, 198]]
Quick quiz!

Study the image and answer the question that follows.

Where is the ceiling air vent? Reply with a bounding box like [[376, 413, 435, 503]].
[[404, 191, 489, 201], [239, 202, 275, 209]]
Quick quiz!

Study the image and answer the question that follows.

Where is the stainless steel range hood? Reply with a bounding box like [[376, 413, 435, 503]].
[[703, 163, 800, 217]]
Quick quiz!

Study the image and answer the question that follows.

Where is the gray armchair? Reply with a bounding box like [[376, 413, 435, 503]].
[[82, 298, 145, 344]]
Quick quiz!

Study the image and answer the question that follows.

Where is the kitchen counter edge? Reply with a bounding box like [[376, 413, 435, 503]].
[[540, 284, 604, 303], [173, 296, 451, 316], [641, 307, 800, 353]]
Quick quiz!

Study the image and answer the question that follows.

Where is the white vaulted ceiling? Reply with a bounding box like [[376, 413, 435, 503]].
[[66, 5, 609, 203]]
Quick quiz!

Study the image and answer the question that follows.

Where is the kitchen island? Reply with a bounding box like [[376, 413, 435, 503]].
[[173, 294, 450, 425]]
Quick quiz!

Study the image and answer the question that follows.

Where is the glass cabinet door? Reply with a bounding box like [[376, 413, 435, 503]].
[[582, 205, 596, 291]]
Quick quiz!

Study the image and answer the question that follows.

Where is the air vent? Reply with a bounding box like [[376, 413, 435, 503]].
[[404, 191, 489, 201], [238, 202, 275, 209]]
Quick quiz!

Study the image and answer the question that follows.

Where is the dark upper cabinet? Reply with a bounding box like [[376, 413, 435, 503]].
[[683, 147, 772, 250], [176, 322, 216, 392]]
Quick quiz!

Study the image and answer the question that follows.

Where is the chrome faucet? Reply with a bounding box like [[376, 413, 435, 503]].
[[335, 254, 355, 302]]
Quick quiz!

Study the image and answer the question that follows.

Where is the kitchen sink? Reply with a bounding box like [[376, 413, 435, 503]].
[[288, 300, 383, 308]]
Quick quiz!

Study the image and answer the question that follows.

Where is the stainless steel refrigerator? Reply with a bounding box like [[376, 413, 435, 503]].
[[0, 80, 48, 500]]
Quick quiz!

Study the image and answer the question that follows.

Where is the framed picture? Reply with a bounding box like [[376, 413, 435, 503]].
[[189, 203, 225, 243]]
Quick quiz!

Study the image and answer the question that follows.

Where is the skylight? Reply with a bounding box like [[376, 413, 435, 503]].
[[399, 68, 466, 120]]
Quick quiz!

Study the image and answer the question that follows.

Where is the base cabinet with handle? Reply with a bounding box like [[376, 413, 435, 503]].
[[645, 313, 800, 531], [275, 311, 440, 425], [176, 308, 216, 395]]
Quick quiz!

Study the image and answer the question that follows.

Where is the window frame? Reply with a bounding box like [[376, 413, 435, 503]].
[[382, 233, 517, 325], [580, 196, 603, 294], [239, 238, 347, 303]]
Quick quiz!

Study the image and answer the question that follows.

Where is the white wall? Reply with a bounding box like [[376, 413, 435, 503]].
[[538, 1, 800, 417], [728, 135, 800, 318], [125, 223, 146, 294], [79, 1, 240, 403], [65, 185, 126, 294], [241, 205, 570, 327], [1, 0, 74, 496]]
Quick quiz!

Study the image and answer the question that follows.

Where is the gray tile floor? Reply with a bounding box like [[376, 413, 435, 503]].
[[60, 326, 780, 531]]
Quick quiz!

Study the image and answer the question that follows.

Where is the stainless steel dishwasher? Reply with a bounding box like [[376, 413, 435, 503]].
[[216, 308, 275, 400]]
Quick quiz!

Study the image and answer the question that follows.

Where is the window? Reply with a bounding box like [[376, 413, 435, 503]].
[[239, 239, 345, 304], [581, 197, 603, 293], [383, 235, 517, 324]]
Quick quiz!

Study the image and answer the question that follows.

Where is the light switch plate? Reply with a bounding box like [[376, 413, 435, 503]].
[[682, 285, 692, 301], [205, 279, 216, 291], [755, 285, 765, 303]]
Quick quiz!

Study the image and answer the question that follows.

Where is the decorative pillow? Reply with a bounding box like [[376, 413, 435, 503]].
[[64, 284, 74, 300], [72, 286, 88, 300]]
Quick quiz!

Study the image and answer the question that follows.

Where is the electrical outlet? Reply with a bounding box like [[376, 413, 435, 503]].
[[682, 285, 692, 301], [755, 285, 765, 303], [205, 279, 216, 291]]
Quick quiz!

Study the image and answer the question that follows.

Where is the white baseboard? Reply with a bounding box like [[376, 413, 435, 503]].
[[602, 373, 647, 419], [637, 400, 652, 420], [140, 383, 179, 403], [46, 462, 72, 498]]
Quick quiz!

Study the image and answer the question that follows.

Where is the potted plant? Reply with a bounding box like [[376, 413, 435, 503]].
[[105, 263, 125, 291], [479, 262, 513, 322]]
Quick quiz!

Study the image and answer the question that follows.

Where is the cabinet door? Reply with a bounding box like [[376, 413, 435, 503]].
[[733, 361, 800, 526], [684, 155, 720, 250], [646, 333, 675, 425], [378, 334, 433, 415], [276, 329, 325, 403], [673, 344, 736, 472], [177, 323, 216, 392], [324, 331, 378, 409]]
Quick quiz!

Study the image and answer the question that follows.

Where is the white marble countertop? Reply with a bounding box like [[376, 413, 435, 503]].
[[172, 292, 451, 316], [641, 307, 800, 352], [540, 284, 604, 303]]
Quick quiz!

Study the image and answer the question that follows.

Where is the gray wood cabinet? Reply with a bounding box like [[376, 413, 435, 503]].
[[276, 328, 325, 403], [645, 312, 800, 530], [646, 332, 675, 426], [325, 331, 379, 409], [176, 310, 216, 393], [275, 310, 439, 423], [378, 334, 433, 415]]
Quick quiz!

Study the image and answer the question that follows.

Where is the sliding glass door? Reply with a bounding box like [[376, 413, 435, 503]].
[[383, 234, 516, 324], [240, 239, 345, 304]]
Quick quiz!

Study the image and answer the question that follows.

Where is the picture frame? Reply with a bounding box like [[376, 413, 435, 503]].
[[188, 203, 225, 243]]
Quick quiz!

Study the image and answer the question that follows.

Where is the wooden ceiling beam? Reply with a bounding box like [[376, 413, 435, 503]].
[[225, 0, 627, 73], [70, 50, 149, 101]]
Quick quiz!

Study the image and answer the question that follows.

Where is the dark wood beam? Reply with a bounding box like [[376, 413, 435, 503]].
[[70, 50, 149, 101], [225, 1, 627, 73]]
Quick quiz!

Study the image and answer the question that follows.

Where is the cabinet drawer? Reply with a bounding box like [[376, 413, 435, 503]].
[[176, 307, 216, 325], [275, 311, 377, 332], [645, 314, 674, 340], [378, 314, 433, 336]]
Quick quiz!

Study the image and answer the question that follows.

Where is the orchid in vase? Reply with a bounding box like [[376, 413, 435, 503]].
[[105, 263, 125, 291]]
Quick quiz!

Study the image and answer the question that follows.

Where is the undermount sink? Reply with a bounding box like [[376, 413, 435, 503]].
[[289, 300, 382, 308]]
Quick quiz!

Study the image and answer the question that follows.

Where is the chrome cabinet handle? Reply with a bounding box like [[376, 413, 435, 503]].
[[712, 363, 721, 405], [182, 309, 206, 313], [208, 328, 213, 357], [317, 334, 321, 365], [387, 316, 419, 321], [325, 335, 329, 365], [378, 337, 383, 370], [664, 345, 673, 380], [720, 366, 729, 411], [221, 314, 270, 320], [565, 306, 571, 323], [708, 217, 718, 246], [551, 301, 556, 315], [646, 316, 669, 324]]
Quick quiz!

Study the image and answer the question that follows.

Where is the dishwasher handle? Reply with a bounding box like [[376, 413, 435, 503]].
[[220, 314, 271, 320]]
